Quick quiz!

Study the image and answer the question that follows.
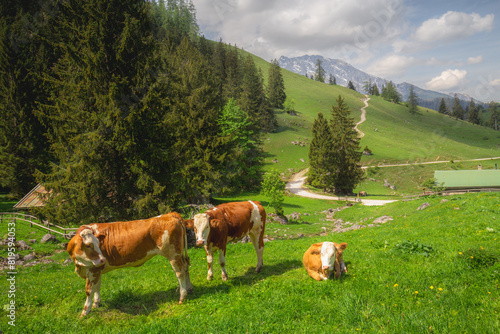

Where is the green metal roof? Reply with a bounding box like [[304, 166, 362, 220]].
[[434, 170, 500, 188]]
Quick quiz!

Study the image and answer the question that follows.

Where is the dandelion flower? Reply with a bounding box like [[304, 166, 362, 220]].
[[430, 286, 434, 289], [415, 291, 418, 294], [459, 252, 462, 255], [471, 256, 474, 259], [438, 288, 443, 291], [394, 284, 398, 287]]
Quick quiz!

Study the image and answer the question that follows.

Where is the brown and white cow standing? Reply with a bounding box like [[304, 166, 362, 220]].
[[303, 241, 348, 281], [186, 201, 266, 281], [67, 212, 192, 317]]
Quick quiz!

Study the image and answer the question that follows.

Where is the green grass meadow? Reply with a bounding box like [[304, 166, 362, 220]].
[[1, 192, 499, 333]]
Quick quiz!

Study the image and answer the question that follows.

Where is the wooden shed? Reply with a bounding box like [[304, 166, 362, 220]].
[[434, 170, 500, 190], [13, 184, 50, 210]]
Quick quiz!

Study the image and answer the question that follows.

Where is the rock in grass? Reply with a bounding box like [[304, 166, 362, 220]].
[[417, 202, 430, 211], [41, 234, 59, 244]]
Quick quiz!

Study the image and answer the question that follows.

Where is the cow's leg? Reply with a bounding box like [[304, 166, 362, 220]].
[[204, 245, 214, 281], [249, 231, 264, 273], [92, 278, 102, 308], [168, 254, 190, 304], [219, 249, 228, 281], [306, 269, 325, 281], [81, 271, 101, 317]]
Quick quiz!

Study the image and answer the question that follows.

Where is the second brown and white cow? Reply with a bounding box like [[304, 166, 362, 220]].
[[186, 201, 266, 281], [303, 241, 348, 281], [67, 212, 192, 317]]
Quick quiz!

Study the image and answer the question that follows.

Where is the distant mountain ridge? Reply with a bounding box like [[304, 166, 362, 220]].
[[278, 55, 481, 109]]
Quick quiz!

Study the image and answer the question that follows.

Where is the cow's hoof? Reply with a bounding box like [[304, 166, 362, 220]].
[[92, 303, 99, 309], [222, 274, 228, 281], [207, 275, 213, 281], [255, 266, 262, 273]]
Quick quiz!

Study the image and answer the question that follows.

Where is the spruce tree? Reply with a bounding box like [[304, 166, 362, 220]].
[[407, 84, 418, 114], [486, 102, 499, 130], [308, 113, 335, 191], [381, 81, 401, 103], [36, 0, 171, 224], [451, 95, 465, 119], [314, 59, 325, 83], [363, 79, 373, 95], [267, 59, 286, 109], [239, 54, 276, 132], [330, 95, 364, 194], [467, 98, 480, 125], [438, 98, 448, 114], [347, 80, 357, 91], [0, 0, 55, 197], [328, 74, 336, 85], [372, 84, 380, 96]]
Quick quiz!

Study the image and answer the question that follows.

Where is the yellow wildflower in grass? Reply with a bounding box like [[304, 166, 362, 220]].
[[438, 288, 443, 291], [430, 286, 434, 289], [459, 252, 462, 255], [394, 284, 398, 287], [415, 291, 418, 295]]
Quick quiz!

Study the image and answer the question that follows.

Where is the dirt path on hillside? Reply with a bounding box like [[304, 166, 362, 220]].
[[354, 95, 369, 138]]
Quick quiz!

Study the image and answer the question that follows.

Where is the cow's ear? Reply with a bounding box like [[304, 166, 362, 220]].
[[184, 219, 194, 230], [97, 233, 106, 242], [338, 242, 347, 250]]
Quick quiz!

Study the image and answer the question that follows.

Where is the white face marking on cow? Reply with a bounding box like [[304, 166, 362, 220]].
[[77, 229, 106, 267], [320, 242, 336, 270], [193, 213, 210, 246]]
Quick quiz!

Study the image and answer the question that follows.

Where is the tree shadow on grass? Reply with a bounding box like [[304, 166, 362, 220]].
[[104, 259, 302, 315]]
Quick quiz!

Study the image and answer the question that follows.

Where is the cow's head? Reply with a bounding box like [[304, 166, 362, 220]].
[[192, 213, 210, 246], [67, 228, 106, 273], [335, 242, 348, 274], [320, 242, 336, 272]]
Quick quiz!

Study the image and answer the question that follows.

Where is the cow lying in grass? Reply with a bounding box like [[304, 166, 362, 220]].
[[185, 201, 266, 281], [303, 241, 347, 281], [67, 212, 192, 317]]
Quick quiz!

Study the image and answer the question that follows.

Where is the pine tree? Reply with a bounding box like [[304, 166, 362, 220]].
[[486, 102, 499, 130], [266, 59, 286, 109], [467, 98, 480, 125], [328, 74, 336, 85], [308, 113, 335, 191], [381, 81, 401, 103], [438, 98, 448, 114], [239, 54, 276, 132], [330, 95, 364, 195], [407, 85, 418, 114], [36, 0, 174, 224], [0, 0, 55, 197], [363, 79, 373, 95], [372, 84, 380, 96], [314, 58, 325, 83], [347, 80, 357, 91], [451, 95, 465, 119]]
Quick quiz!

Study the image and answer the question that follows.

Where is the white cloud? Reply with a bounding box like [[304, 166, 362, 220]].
[[425, 69, 467, 91], [467, 55, 483, 64], [490, 79, 500, 87], [394, 11, 494, 53], [192, 0, 406, 61], [367, 54, 417, 78]]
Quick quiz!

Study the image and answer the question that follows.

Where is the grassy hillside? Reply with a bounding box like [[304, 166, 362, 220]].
[[1, 192, 498, 333], [249, 52, 500, 181]]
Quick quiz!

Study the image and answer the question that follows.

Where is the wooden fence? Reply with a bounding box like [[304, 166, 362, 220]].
[[0, 212, 78, 239]]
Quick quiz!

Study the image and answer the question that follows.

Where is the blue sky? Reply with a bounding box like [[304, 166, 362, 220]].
[[191, 0, 500, 101]]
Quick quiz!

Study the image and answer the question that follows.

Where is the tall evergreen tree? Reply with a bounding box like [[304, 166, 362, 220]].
[[451, 95, 465, 119], [239, 54, 276, 132], [328, 74, 336, 85], [407, 84, 418, 114], [266, 59, 286, 109], [372, 84, 380, 96], [330, 95, 364, 194], [0, 0, 56, 197], [347, 80, 357, 91], [467, 98, 480, 125], [363, 78, 373, 95], [381, 81, 401, 103], [36, 0, 173, 224], [308, 113, 335, 191], [438, 98, 448, 114], [486, 102, 499, 130], [314, 59, 325, 83]]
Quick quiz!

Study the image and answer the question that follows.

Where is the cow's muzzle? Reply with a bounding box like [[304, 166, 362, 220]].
[[196, 240, 205, 246], [322, 265, 331, 270]]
